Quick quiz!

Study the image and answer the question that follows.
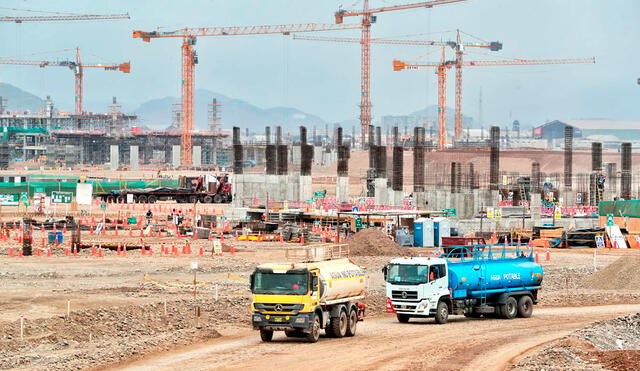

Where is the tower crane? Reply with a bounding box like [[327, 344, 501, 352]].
[[393, 56, 596, 150], [133, 23, 360, 166], [0, 48, 131, 114], [293, 29, 502, 140], [0, 8, 129, 23], [334, 0, 467, 146]]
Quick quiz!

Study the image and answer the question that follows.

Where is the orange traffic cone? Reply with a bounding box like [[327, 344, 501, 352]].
[[8, 246, 13, 257], [230, 242, 235, 255]]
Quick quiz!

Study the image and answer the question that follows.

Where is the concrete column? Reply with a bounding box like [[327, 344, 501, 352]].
[[375, 178, 388, 205], [531, 193, 541, 222], [171, 145, 181, 168], [336, 176, 349, 203], [231, 174, 244, 207], [291, 145, 301, 165], [299, 175, 312, 202], [109, 144, 119, 170], [193, 146, 202, 167], [129, 145, 139, 171], [266, 175, 280, 202], [413, 192, 428, 210], [287, 174, 300, 202], [314, 147, 323, 165]]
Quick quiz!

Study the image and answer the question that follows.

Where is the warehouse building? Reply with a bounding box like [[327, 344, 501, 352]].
[[533, 120, 640, 142]]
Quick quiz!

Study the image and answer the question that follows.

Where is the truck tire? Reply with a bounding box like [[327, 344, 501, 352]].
[[330, 310, 348, 338], [189, 195, 198, 204], [203, 195, 213, 203], [147, 195, 158, 203], [500, 297, 518, 319], [259, 329, 273, 342], [345, 308, 358, 337], [517, 296, 533, 318], [138, 195, 147, 203], [116, 195, 125, 203], [396, 314, 410, 323], [213, 194, 222, 203], [106, 195, 115, 203], [434, 301, 449, 324], [306, 316, 320, 343]]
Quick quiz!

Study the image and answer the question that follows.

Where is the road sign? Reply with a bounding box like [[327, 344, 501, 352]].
[[355, 217, 363, 229], [51, 191, 73, 204], [0, 194, 19, 206], [314, 191, 326, 198], [100, 201, 107, 210], [487, 207, 495, 219], [34, 187, 45, 193], [595, 235, 605, 248], [554, 208, 562, 220], [20, 192, 28, 201], [606, 214, 614, 226], [502, 175, 508, 186], [442, 208, 457, 216], [495, 208, 502, 221]]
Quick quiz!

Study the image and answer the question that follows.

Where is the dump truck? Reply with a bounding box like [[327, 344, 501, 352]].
[[251, 258, 366, 343], [383, 244, 544, 324]]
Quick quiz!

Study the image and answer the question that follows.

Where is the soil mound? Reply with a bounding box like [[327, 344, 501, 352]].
[[346, 228, 414, 256], [582, 255, 640, 290]]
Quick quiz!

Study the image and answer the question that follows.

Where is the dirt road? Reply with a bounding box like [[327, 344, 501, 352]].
[[116, 304, 640, 371]]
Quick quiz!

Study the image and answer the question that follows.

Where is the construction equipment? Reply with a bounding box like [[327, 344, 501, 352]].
[[393, 56, 596, 150], [133, 23, 360, 166], [293, 30, 502, 140], [0, 48, 130, 114], [251, 258, 366, 343], [334, 0, 467, 146], [0, 8, 129, 23], [384, 244, 544, 324]]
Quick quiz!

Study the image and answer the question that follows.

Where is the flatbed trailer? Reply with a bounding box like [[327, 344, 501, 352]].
[[96, 188, 232, 204]]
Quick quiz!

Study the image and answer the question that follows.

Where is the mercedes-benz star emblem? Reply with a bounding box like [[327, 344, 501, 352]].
[[401, 291, 408, 299], [274, 304, 283, 312]]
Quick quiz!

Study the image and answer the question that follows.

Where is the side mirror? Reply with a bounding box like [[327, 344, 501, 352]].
[[249, 273, 255, 291], [311, 275, 319, 292], [382, 266, 388, 281]]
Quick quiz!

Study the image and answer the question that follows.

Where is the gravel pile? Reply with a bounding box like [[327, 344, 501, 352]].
[[582, 256, 640, 290], [513, 313, 640, 371], [346, 228, 414, 257]]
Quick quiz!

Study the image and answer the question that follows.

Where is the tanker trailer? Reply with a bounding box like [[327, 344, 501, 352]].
[[251, 258, 366, 342], [383, 244, 544, 324]]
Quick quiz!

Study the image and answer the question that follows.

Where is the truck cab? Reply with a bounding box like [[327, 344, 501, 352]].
[[384, 257, 450, 323]]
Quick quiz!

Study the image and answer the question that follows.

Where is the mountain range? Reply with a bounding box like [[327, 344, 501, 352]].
[[0, 83, 478, 131]]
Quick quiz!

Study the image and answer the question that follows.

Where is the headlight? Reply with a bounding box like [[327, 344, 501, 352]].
[[416, 301, 429, 311], [253, 315, 262, 322]]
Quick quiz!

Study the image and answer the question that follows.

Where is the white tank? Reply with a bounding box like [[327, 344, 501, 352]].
[[313, 258, 366, 303]]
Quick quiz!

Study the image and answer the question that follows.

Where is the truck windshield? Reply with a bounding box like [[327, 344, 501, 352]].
[[387, 264, 429, 284], [252, 273, 308, 295]]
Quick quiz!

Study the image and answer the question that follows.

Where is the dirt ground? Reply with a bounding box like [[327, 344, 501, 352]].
[[2, 211, 640, 371]]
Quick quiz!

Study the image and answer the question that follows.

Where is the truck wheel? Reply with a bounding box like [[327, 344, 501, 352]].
[[213, 194, 222, 203], [147, 195, 158, 203], [203, 195, 213, 203], [259, 329, 273, 342], [306, 316, 320, 343], [330, 310, 348, 338], [138, 195, 147, 203], [434, 301, 449, 324], [517, 296, 533, 318], [500, 297, 518, 319], [396, 314, 410, 323], [106, 195, 115, 203], [116, 195, 125, 203], [345, 308, 358, 337]]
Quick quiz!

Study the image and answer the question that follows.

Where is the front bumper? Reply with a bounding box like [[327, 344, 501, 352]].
[[390, 300, 435, 316], [252, 312, 313, 331]]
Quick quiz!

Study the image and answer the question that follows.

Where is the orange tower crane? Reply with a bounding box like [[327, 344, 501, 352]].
[[133, 23, 360, 166], [0, 9, 129, 23], [334, 0, 467, 146], [393, 56, 596, 150], [0, 49, 130, 114], [293, 29, 501, 140]]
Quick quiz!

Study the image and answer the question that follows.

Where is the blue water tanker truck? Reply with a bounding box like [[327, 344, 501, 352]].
[[383, 244, 544, 324]]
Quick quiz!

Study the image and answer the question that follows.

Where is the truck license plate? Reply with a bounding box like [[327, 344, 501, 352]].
[[274, 317, 282, 322]]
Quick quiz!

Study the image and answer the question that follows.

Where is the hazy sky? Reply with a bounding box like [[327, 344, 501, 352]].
[[1, 0, 638, 128]]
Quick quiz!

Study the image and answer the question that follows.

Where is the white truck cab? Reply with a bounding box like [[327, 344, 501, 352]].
[[383, 257, 450, 323]]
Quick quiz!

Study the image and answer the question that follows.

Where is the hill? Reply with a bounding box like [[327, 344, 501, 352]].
[[0, 83, 45, 112]]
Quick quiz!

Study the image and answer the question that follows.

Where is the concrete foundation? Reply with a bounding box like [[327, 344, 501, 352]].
[[109, 145, 119, 170], [387, 190, 404, 207], [413, 192, 428, 210], [171, 145, 180, 168], [299, 175, 312, 202], [336, 176, 349, 203], [129, 145, 139, 171], [193, 146, 202, 167], [374, 178, 388, 206], [286, 174, 300, 202]]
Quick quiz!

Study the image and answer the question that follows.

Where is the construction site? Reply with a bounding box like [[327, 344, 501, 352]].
[[1, 1, 639, 370]]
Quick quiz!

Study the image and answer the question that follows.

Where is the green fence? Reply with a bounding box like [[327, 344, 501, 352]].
[[598, 200, 640, 218], [0, 179, 179, 197]]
